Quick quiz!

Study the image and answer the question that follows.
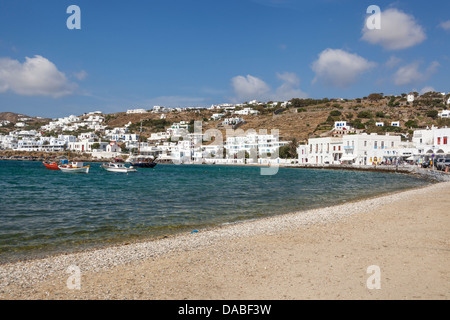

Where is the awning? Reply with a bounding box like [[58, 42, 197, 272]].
[[340, 155, 357, 161]]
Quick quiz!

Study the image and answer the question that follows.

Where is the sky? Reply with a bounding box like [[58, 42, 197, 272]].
[[0, 0, 449, 118]]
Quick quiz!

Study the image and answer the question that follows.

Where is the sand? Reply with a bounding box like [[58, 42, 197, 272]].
[[0, 181, 449, 300]]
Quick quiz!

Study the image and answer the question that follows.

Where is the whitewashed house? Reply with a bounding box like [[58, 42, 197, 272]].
[[234, 108, 259, 116], [438, 110, 450, 118], [306, 137, 343, 165], [127, 109, 147, 114]]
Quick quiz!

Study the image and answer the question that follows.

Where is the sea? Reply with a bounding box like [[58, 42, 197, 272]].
[[0, 160, 431, 264]]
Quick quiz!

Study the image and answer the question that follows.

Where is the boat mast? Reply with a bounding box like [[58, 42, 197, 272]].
[[138, 121, 142, 157]]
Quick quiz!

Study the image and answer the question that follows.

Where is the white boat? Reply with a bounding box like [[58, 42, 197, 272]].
[[101, 162, 137, 173], [58, 162, 90, 174]]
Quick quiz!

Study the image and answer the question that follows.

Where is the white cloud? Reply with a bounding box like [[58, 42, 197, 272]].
[[311, 48, 376, 88], [361, 8, 426, 50], [393, 61, 440, 86], [231, 75, 272, 102], [385, 56, 402, 69], [231, 73, 307, 103], [439, 20, 450, 31], [274, 72, 307, 100], [0, 55, 76, 97], [73, 70, 88, 81]]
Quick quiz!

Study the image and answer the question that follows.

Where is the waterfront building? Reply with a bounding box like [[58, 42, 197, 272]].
[[225, 133, 288, 158], [304, 133, 401, 165]]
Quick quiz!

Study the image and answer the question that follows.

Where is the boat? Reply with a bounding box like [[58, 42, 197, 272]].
[[128, 156, 157, 168], [127, 121, 158, 168], [58, 162, 90, 174], [43, 161, 61, 170], [43, 159, 68, 170], [101, 162, 137, 173]]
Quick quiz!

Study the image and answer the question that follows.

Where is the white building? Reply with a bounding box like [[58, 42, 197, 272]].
[[304, 133, 401, 165], [211, 113, 225, 121], [391, 121, 400, 127], [407, 93, 415, 103], [234, 108, 259, 116], [410, 126, 450, 160], [222, 117, 244, 126], [306, 137, 344, 165], [438, 110, 450, 118], [127, 109, 147, 114], [148, 132, 171, 141], [225, 133, 288, 158]]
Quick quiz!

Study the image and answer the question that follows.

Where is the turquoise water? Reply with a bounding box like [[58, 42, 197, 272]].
[[0, 160, 430, 264]]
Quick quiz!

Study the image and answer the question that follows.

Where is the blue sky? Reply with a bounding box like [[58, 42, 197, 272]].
[[0, 0, 449, 118]]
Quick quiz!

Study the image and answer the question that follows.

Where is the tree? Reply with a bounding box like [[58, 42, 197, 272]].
[[329, 110, 342, 117], [279, 138, 299, 159], [368, 93, 383, 101], [91, 143, 100, 150], [357, 111, 373, 119], [426, 110, 438, 119], [405, 120, 418, 128]]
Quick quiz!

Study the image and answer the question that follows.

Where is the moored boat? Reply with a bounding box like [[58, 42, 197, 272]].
[[43, 159, 68, 170], [101, 162, 137, 173], [58, 162, 90, 174], [129, 156, 157, 168], [43, 161, 60, 170]]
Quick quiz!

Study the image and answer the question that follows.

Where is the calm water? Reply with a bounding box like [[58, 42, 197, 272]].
[[0, 160, 430, 263]]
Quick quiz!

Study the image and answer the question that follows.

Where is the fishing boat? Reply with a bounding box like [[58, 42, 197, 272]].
[[58, 162, 90, 174], [43, 161, 61, 170], [101, 162, 137, 173], [43, 159, 68, 170]]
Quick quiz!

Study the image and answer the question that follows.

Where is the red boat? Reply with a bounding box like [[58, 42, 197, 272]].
[[43, 161, 60, 170]]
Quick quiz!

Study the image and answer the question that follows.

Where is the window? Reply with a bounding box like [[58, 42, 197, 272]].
[[364, 141, 367, 147], [444, 137, 448, 145], [437, 137, 441, 145]]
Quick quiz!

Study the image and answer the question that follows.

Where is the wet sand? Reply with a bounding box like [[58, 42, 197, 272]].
[[0, 181, 449, 300]]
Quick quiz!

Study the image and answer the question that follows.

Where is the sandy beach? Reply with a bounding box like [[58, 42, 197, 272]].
[[0, 180, 449, 300]]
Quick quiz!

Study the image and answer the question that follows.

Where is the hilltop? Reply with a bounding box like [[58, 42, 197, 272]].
[[2, 92, 449, 142], [0, 112, 51, 134], [101, 93, 450, 142]]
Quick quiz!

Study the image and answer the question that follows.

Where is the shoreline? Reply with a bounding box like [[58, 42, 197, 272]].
[[0, 165, 434, 266], [0, 180, 448, 299]]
